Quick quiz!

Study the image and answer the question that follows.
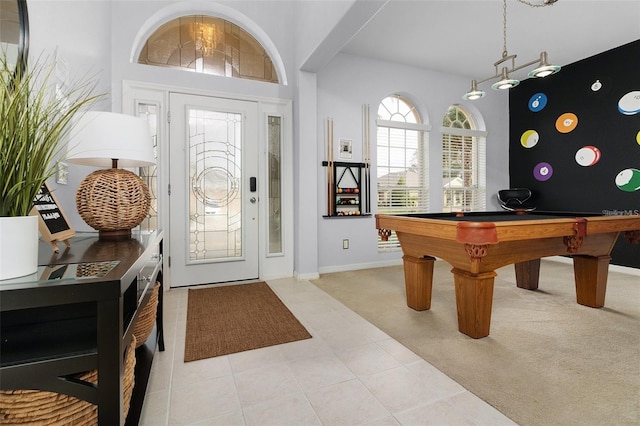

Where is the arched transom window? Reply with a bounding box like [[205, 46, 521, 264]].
[[441, 105, 486, 212], [376, 95, 430, 251], [138, 15, 279, 83]]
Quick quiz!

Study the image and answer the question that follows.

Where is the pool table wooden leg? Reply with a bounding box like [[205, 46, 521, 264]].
[[572, 255, 611, 308], [402, 255, 435, 310], [514, 259, 541, 290], [452, 268, 497, 339]]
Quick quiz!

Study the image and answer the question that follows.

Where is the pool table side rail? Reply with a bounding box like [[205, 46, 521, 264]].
[[375, 213, 640, 243]]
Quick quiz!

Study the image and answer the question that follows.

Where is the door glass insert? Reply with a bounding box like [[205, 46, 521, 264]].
[[268, 115, 282, 254], [137, 102, 159, 231], [188, 108, 243, 261]]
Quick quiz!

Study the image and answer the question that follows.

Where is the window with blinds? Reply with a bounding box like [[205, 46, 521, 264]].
[[441, 105, 486, 212], [376, 95, 430, 251]]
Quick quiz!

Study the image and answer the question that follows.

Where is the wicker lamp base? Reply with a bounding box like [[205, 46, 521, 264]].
[[76, 168, 150, 240]]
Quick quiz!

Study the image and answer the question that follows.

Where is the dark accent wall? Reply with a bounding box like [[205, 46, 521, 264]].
[[509, 39, 640, 268]]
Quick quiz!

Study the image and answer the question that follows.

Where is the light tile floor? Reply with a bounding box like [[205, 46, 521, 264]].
[[140, 278, 517, 425]]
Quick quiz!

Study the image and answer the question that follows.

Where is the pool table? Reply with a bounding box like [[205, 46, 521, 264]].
[[376, 211, 640, 339]]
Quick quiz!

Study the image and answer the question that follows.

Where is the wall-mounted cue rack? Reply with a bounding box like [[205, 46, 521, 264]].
[[322, 161, 370, 217], [323, 109, 372, 218]]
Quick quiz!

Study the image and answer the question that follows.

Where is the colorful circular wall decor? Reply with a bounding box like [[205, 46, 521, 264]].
[[528, 93, 547, 112], [520, 130, 539, 148], [555, 113, 578, 133], [587, 76, 612, 98], [615, 168, 640, 192], [618, 91, 640, 115], [533, 162, 553, 181], [575, 146, 601, 167]]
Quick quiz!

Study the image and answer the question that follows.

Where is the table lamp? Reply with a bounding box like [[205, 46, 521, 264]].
[[67, 111, 155, 240]]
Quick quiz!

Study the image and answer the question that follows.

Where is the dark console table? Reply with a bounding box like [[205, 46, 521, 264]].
[[0, 230, 165, 425]]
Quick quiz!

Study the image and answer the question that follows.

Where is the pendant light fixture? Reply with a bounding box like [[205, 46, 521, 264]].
[[463, 0, 561, 100]]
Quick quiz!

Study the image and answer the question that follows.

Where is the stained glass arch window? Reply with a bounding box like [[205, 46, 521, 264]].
[[138, 15, 279, 83]]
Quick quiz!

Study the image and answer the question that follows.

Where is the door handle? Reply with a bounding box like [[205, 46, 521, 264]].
[[250, 197, 257, 203], [250, 177, 257, 192]]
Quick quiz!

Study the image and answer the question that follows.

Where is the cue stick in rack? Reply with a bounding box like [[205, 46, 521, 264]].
[[363, 104, 371, 213], [327, 118, 335, 216], [368, 105, 371, 213], [326, 118, 330, 216], [362, 105, 366, 213]]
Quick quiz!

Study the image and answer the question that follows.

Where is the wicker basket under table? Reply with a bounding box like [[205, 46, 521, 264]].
[[0, 335, 137, 425], [132, 282, 160, 348]]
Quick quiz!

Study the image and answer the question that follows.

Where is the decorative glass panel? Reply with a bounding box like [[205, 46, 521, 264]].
[[138, 15, 278, 83], [268, 115, 282, 254], [188, 108, 243, 261], [137, 103, 158, 231]]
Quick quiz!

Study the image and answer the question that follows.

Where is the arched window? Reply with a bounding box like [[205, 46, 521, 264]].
[[138, 15, 278, 83], [441, 105, 486, 212], [376, 95, 430, 251]]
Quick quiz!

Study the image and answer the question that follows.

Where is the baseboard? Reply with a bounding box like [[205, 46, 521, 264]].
[[318, 258, 403, 275], [294, 271, 320, 281], [261, 272, 296, 281]]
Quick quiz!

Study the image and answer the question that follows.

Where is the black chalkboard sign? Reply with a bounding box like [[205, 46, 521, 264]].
[[30, 182, 75, 252]]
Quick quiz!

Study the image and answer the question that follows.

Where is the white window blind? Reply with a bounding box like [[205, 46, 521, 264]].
[[441, 106, 486, 212], [376, 96, 429, 251]]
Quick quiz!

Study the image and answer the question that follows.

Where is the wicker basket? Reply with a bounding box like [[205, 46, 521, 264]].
[[0, 335, 137, 425], [132, 282, 160, 348]]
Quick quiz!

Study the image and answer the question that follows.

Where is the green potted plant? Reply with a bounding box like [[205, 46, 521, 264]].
[[0, 52, 102, 279]]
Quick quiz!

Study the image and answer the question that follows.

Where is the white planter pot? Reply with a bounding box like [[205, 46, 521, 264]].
[[0, 215, 39, 280]]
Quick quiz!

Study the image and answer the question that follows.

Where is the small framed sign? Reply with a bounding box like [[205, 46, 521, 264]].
[[30, 182, 75, 252]]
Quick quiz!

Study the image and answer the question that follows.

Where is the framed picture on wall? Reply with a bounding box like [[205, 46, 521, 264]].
[[339, 138, 352, 159]]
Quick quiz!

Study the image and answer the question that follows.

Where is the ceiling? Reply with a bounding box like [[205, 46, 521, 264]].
[[339, 0, 640, 85]]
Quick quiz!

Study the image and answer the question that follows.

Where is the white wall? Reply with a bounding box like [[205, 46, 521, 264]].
[[28, 0, 113, 232], [292, 0, 356, 68], [28, 1, 111, 79], [292, 0, 388, 279], [315, 53, 510, 272]]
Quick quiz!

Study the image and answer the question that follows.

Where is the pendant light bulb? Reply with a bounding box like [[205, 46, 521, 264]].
[[529, 51, 561, 78], [491, 68, 520, 90], [462, 80, 486, 100]]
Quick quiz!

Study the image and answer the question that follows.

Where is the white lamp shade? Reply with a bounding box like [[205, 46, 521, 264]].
[[67, 111, 155, 168]]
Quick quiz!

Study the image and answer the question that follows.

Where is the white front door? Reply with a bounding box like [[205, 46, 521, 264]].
[[169, 93, 259, 286]]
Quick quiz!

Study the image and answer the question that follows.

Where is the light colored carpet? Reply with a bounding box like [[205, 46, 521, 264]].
[[311, 260, 640, 426]]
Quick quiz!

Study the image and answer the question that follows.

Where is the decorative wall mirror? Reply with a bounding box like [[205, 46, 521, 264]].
[[0, 0, 29, 75]]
